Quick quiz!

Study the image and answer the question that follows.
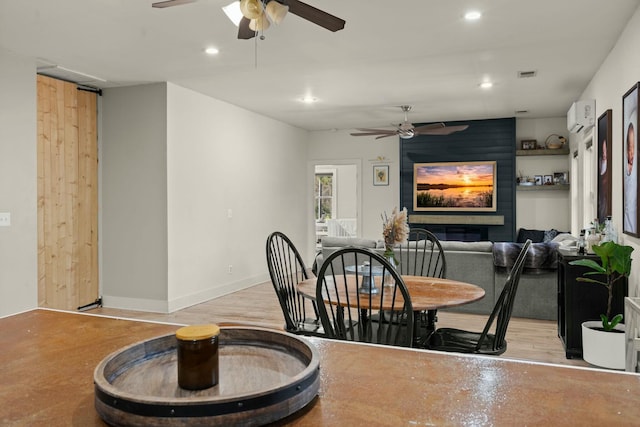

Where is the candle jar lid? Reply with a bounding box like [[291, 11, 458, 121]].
[[176, 324, 220, 341]]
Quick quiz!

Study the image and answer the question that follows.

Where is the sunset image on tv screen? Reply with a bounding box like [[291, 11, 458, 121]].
[[414, 161, 495, 210]]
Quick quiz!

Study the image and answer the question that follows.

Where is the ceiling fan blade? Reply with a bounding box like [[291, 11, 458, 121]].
[[375, 134, 398, 140], [238, 17, 257, 39], [417, 125, 469, 136], [351, 132, 393, 137], [413, 122, 445, 132], [152, 0, 196, 8], [354, 128, 396, 134], [284, 0, 346, 32]]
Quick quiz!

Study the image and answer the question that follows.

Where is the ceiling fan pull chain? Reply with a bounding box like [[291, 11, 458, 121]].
[[254, 30, 259, 69]]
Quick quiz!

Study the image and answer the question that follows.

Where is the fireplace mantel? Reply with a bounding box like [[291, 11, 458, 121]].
[[409, 215, 505, 226]]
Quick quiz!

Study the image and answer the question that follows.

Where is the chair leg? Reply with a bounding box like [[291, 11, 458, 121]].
[[415, 310, 438, 348]]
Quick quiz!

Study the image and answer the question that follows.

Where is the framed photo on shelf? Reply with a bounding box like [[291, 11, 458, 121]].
[[373, 165, 389, 186], [521, 139, 537, 150], [543, 175, 553, 185], [597, 109, 612, 222], [623, 83, 639, 236], [534, 175, 542, 186], [553, 171, 568, 185]]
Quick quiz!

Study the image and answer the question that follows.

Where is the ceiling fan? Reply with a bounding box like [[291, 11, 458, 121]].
[[152, 0, 346, 40], [351, 106, 469, 140]]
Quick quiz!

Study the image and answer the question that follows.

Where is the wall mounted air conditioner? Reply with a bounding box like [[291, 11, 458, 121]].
[[567, 99, 595, 133]]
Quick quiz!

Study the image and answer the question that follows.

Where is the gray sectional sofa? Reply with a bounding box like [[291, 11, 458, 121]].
[[316, 237, 558, 321]]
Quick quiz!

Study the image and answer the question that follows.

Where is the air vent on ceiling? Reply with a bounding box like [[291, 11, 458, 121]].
[[515, 110, 529, 114], [517, 70, 537, 78]]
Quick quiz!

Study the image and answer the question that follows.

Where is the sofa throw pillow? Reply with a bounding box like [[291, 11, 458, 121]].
[[516, 228, 545, 243], [543, 229, 558, 242]]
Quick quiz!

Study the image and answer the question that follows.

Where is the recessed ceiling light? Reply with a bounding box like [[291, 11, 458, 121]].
[[205, 47, 219, 55], [301, 96, 317, 104], [479, 81, 493, 89], [464, 10, 482, 21]]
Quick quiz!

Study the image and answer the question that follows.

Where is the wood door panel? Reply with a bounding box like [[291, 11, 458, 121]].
[[37, 75, 98, 310]]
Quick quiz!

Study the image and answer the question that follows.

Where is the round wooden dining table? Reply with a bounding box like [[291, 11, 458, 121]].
[[297, 275, 485, 344]]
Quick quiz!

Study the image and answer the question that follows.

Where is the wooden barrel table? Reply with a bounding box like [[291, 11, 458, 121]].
[[94, 327, 320, 426]]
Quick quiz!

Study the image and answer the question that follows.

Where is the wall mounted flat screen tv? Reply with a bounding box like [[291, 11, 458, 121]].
[[413, 161, 497, 212]]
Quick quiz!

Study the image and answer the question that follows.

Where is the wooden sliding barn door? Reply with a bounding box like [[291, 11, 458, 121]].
[[37, 75, 99, 310]]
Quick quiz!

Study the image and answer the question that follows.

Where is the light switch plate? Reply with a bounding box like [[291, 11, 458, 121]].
[[0, 212, 10, 227]]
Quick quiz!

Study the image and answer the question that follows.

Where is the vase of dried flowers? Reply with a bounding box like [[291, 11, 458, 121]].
[[382, 207, 409, 285]]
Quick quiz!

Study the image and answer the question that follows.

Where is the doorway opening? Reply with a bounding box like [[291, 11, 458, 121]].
[[313, 164, 358, 249]]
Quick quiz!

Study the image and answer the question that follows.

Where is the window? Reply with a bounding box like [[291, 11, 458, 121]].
[[315, 172, 334, 221]]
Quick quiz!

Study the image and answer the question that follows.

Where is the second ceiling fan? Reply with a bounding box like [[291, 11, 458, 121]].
[[351, 106, 469, 140]]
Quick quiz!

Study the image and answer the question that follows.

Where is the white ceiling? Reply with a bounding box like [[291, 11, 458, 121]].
[[1, 0, 639, 131]]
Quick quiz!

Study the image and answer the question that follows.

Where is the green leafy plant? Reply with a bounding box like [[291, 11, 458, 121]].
[[569, 241, 633, 331]]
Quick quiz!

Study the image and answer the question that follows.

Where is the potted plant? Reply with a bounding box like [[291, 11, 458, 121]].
[[569, 241, 633, 369]]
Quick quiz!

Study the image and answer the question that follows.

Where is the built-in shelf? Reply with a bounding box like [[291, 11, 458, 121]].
[[517, 184, 570, 191], [516, 148, 570, 156]]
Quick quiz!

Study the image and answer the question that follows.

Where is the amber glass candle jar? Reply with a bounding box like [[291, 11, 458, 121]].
[[176, 324, 220, 390]]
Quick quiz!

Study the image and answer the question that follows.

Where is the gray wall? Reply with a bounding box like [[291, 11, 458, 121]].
[[101, 83, 169, 309], [0, 49, 37, 317]]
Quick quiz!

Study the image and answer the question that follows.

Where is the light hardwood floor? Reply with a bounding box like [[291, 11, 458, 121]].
[[92, 281, 589, 368]]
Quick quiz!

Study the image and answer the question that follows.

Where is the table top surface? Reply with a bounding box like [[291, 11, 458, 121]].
[[298, 275, 485, 312], [2, 309, 640, 425]]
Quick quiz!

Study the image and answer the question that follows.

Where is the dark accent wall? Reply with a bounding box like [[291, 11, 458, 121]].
[[399, 117, 516, 242]]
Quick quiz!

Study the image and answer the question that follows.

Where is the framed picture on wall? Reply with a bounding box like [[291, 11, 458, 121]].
[[373, 165, 389, 186], [597, 109, 612, 223], [623, 83, 639, 237]]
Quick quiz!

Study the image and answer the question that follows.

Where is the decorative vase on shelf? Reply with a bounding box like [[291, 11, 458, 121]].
[[383, 246, 399, 286]]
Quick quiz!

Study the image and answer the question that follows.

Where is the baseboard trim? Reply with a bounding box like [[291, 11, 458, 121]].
[[101, 273, 271, 314]]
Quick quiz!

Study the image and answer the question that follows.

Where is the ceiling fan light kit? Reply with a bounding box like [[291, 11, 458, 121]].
[[249, 14, 271, 31], [240, 0, 263, 20], [266, 1, 289, 24]]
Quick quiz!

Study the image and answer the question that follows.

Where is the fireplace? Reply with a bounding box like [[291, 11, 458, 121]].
[[399, 117, 516, 242]]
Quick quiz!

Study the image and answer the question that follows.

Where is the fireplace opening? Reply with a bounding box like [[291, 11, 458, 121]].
[[412, 225, 488, 242]]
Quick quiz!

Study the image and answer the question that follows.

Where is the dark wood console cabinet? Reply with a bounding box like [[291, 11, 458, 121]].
[[557, 251, 628, 359]]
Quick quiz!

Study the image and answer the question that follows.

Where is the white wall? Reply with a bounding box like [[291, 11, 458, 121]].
[[0, 49, 38, 318], [166, 83, 308, 311], [515, 117, 571, 232], [577, 4, 640, 296]]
